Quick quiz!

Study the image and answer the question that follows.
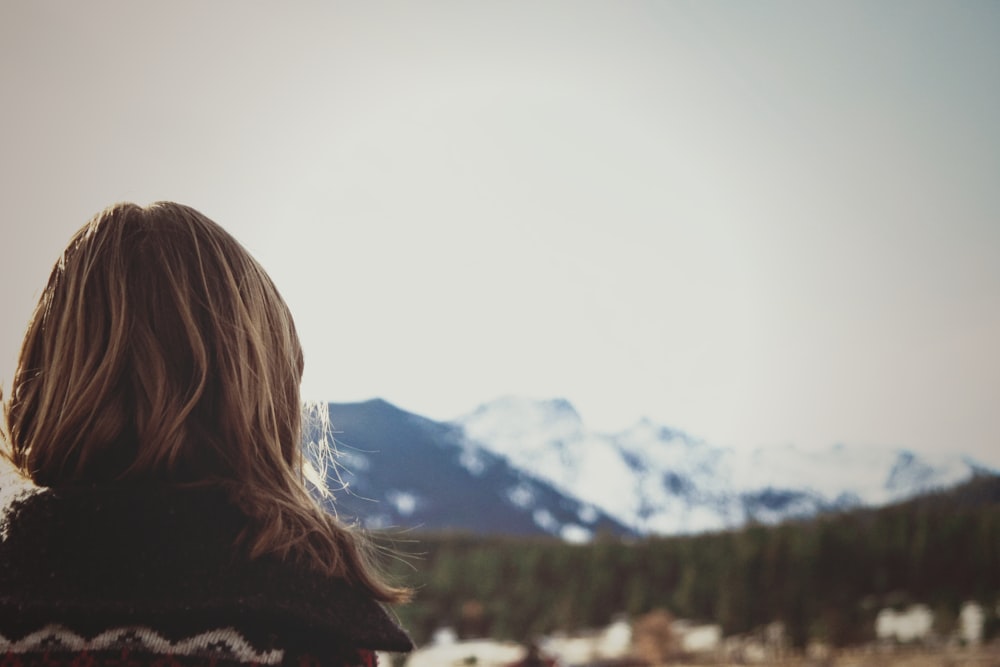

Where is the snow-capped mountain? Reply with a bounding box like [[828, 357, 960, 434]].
[[318, 399, 632, 541], [314, 396, 995, 539], [456, 396, 995, 534]]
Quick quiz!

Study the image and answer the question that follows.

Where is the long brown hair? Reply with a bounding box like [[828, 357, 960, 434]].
[[2, 202, 408, 603]]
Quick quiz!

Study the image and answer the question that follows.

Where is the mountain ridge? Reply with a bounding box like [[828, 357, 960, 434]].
[[317, 398, 632, 541], [318, 396, 996, 539]]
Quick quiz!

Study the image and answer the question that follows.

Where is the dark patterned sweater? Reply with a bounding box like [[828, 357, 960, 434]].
[[0, 485, 413, 667]]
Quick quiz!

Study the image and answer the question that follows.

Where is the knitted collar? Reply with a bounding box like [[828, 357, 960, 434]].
[[0, 484, 413, 654]]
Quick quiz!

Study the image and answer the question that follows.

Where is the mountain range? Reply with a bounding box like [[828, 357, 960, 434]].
[[319, 396, 996, 541]]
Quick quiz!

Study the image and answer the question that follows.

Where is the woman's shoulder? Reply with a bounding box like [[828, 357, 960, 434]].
[[0, 485, 413, 659], [0, 625, 382, 667]]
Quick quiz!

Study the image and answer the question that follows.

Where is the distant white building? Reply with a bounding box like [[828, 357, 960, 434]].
[[543, 618, 631, 665], [671, 620, 722, 654], [958, 602, 984, 645], [875, 604, 934, 643], [404, 638, 525, 667]]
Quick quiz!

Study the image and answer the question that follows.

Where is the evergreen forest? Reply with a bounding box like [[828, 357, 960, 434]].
[[378, 474, 1000, 648]]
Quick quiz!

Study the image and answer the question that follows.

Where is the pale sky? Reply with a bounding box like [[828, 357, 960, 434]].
[[1, 2, 998, 465]]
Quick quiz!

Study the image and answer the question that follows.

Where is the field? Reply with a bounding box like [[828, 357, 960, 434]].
[[666, 645, 1000, 667]]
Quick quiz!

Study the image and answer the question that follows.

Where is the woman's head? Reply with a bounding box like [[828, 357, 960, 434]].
[[5, 202, 304, 487], [3, 202, 408, 602]]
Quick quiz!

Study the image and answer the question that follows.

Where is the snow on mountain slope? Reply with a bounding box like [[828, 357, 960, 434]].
[[726, 443, 976, 507], [320, 399, 633, 540], [458, 396, 735, 533], [458, 397, 647, 529], [456, 396, 993, 534]]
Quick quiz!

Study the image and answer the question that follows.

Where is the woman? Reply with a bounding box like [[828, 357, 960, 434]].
[[0, 202, 412, 666]]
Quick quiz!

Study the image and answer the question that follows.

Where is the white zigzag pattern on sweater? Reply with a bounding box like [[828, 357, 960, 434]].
[[0, 625, 284, 664]]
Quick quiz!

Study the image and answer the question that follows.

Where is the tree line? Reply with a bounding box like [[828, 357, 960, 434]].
[[376, 474, 1000, 648]]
